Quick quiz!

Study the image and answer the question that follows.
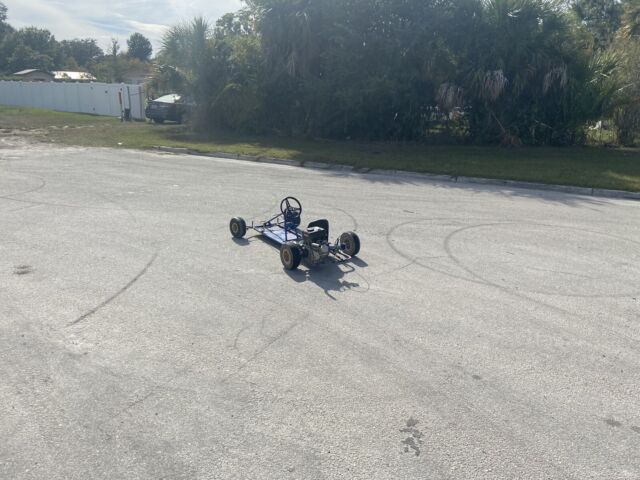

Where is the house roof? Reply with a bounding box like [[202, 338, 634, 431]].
[[52, 71, 96, 81], [14, 69, 51, 76]]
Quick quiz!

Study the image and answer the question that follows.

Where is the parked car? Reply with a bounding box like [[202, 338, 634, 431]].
[[145, 94, 189, 124]]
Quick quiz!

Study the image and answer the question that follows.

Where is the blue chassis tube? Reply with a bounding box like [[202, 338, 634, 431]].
[[249, 212, 302, 245], [240, 204, 356, 266], [248, 212, 351, 264]]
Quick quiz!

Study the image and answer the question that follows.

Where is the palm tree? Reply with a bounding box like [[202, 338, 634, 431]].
[[450, 0, 602, 145], [249, 0, 318, 79], [154, 17, 216, 126], [158, 17, 212, 92], [612, 2, 640, 145]]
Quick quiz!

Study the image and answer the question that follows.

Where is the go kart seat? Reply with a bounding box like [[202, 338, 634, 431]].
[[308, 219, 329, 241], [284, 209, 301, 228]]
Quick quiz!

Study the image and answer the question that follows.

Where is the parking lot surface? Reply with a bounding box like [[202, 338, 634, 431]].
[[1, 138, 639, 479]]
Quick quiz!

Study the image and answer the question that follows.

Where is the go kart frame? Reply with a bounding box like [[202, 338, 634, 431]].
[[230, 197, 361, 270]]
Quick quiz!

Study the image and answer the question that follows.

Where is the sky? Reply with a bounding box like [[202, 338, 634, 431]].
[[4, 0, 243, 53]]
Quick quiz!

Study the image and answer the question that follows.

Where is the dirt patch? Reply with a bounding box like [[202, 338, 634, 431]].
[[0, 128, 48, 137]]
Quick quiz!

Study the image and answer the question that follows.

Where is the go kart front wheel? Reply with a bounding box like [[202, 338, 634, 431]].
[[230, 217, 247, 238], [280, 244, 302, 270], [340, 231, 361, 257]]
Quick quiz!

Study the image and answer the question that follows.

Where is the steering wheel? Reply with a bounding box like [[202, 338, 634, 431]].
[[280, 197, 302, 219]]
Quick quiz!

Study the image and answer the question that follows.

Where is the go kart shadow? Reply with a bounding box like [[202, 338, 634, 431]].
[[347, 257, 368, 269], [237, 235, 369, 299], [284, 259, 368, 300], [232, 237, 259, 247]]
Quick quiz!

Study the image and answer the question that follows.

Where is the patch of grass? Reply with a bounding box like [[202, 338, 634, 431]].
[[2, 105, 640, 192]]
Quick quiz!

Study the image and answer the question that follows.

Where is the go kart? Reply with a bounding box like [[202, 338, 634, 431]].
[[230, 197, 361, 270]]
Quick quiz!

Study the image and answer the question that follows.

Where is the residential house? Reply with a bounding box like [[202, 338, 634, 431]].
[[13, 69, 55, 82], [52, 71, 97, 82]]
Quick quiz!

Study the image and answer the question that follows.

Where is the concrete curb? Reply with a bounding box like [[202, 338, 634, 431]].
[[152, 146, 640, 201], [302, 161, 334, 169], [155, 146, 190, 154], [456, 176, 596, 196], [258, 157, 301, 167]]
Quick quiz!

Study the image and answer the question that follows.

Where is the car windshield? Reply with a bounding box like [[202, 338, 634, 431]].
[[153, 94, 181, 104]]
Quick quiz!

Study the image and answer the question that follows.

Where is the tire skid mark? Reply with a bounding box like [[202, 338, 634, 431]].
[[68, 253, 158, 326], [221, 321, 299, 384], [509, 286, 640, 348], [229, 297, 293, 358], [4, 203, 43, 214], [368, 260, 415, 279], [108, 317, 298, 417], [386, 218, 640, 297], [385, 218, 640, 350], [331, 206, 359, 232], [385, 217, 495, 287], [0, 195, 123, 211], [231, 322, 252, 351], [352, 271, 371, 293], [0, 195, 196, 215], [443, 221, 640, 299], [104, 366, 192, 423], [0, 176, 46, 200]]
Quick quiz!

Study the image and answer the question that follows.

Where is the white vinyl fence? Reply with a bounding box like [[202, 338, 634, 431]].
[[0, 81, 146, 120]]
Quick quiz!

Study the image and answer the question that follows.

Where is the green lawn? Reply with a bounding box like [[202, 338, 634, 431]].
[[2, 105, 640, 192]]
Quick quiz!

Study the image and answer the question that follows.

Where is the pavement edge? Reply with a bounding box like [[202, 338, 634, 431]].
[[151, 146, 640, 201]]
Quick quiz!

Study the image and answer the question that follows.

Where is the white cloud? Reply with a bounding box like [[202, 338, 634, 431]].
[[3, 0, 243, 52]]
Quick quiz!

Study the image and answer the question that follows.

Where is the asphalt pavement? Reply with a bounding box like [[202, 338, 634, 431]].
[[1, 136, 639, 479]]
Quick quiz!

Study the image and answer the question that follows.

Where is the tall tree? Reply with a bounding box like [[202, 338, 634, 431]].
[[1, 27, 62, 72], [611, 1, 640, 144], [0, 1, 14, 69], [107, 38, 125, 82], [448, 0, 614, 145], [152, 0, 624, 145], [0, 1, 11, 36], [127, 32, 152, 61], [13, 27, 60, 57], [158, 18, 213, 94], [61, 38, 104, 67]]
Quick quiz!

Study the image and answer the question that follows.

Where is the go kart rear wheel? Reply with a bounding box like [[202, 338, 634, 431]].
[[340, 231, 361, 256], [280, 244, 301, 270], [230, 217, 247, 238]]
